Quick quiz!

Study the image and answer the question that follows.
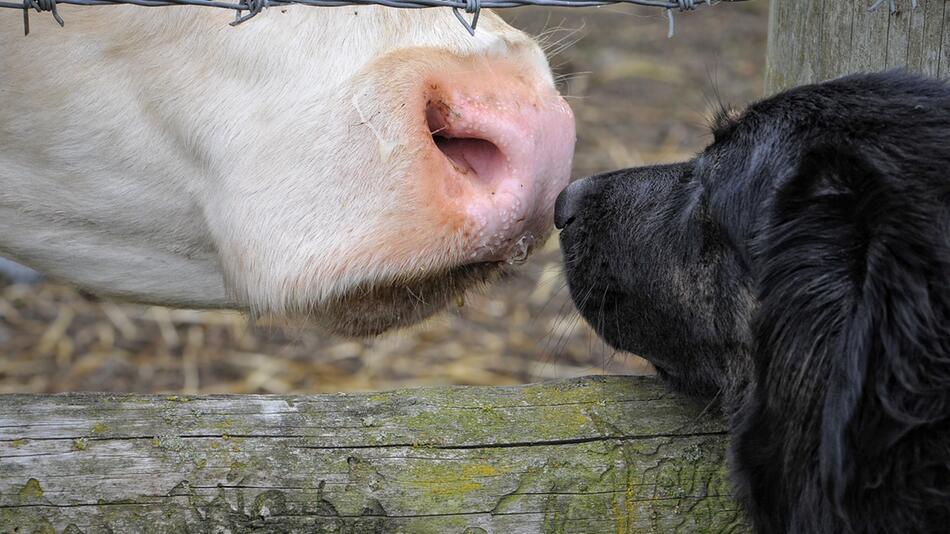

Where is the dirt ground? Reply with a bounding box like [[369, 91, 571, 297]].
[[0, 1, 769, 394]]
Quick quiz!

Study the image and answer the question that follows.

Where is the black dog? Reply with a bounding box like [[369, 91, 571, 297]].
[[556, 71, 950, 533]]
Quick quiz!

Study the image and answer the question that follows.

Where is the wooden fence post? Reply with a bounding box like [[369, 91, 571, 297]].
[[765, 0, 949, 94]]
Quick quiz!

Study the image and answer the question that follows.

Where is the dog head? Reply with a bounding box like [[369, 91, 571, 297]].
[[558, 71, 950, 530], [555, 159, 756, 399]]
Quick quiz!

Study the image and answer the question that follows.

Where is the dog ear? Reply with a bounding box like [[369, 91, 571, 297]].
[[734, 143, 950, 530]]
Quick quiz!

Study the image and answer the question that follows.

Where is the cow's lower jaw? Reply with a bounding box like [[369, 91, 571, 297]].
[[312, 262, 503, 337]]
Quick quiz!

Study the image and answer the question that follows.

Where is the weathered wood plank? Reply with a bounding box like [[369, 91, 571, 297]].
[[0, 376, 747, 533], [906, 0, 943, 74], [939, 0, 950, 75], [767, 0, 950, 94], [886, 2, 914, 68], [820, 0, 856, 81]]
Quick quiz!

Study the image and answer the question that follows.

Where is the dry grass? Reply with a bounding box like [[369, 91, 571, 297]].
[[0, 1, 769, 394]]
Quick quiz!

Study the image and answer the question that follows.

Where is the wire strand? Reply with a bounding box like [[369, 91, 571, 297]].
[[0, 0, 753, 37]]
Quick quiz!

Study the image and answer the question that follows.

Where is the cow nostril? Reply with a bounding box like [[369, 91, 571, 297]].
[[426, 99, 507, 185], [433, 136, 502, 177]]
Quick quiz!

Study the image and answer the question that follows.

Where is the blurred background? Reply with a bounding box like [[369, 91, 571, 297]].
[[0, 1, 768, 394]]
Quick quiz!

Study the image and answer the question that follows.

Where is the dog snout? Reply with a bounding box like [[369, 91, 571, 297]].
[[554, 178, 599, 229]]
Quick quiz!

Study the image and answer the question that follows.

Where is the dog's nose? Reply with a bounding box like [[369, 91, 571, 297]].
[[554, 177, 596, 229]]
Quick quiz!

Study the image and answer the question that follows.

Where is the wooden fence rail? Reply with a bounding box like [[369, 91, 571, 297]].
[[1, 376, 746, 533]]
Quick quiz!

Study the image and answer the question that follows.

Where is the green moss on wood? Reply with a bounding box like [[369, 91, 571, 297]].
[[0, 510, 56, 534], [18, 478, 43, 499]]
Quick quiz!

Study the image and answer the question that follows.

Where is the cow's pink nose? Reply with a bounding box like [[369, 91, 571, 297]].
[[419, 62, 576, 264]]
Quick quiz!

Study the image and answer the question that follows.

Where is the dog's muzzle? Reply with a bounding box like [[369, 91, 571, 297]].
[[554, 177, 600, 229]]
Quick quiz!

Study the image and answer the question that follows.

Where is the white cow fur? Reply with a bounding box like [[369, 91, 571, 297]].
[[0, 6, 569, 335]]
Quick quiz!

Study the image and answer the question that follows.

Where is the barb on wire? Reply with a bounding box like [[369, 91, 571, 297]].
[[22, 0, 64, 35], [0, 0, 751, 37], [452, 0, 479, 35], [664, 0, 710, 39], [230, 0, 267, 24]]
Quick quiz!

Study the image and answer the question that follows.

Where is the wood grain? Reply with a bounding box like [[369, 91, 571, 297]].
[[0, 376, 748, 533], [766, 0, 948, 94]]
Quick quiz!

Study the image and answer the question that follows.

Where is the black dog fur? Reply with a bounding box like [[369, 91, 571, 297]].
[[557, 71, 950, 533]]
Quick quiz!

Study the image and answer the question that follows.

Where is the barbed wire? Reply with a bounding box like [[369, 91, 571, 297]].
[[2, 0, 751, 37]]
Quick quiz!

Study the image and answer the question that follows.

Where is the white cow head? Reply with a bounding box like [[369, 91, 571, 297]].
[[0, 6, 575, 335]]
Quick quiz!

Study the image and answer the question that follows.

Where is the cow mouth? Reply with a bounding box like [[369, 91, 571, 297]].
[[313, 261, 503, 337]]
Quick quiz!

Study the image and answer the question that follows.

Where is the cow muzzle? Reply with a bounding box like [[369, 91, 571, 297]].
[[417, 57, 576, 265]]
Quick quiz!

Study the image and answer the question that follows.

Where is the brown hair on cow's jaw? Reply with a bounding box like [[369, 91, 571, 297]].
[[302, 262, 503, 337]]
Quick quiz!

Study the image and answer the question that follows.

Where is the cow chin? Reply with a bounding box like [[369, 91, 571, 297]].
[[313, 262, 503, 337]]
